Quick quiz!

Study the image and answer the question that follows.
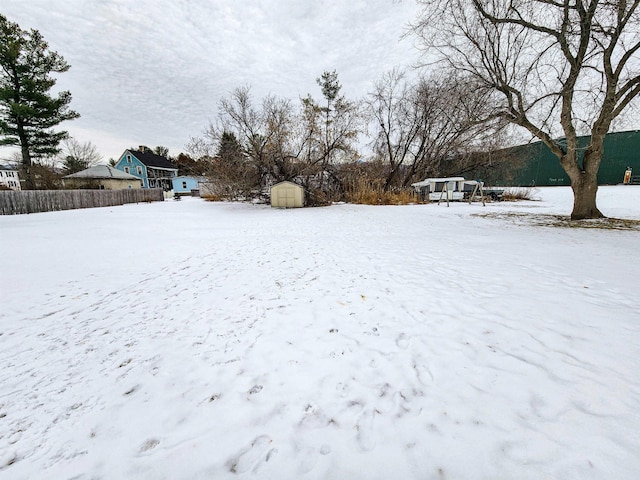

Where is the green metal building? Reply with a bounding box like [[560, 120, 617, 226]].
[[494, 130, 640, 186]]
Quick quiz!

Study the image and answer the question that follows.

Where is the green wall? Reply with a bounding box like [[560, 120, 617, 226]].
[[499, 130, 640, 186]]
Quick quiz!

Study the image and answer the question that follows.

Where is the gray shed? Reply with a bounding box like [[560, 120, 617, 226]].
[[270, 181, 305, 208], [62, 165, 142, 190]]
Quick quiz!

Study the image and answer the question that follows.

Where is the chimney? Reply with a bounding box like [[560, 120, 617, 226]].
[[139, 145, 147, 152]]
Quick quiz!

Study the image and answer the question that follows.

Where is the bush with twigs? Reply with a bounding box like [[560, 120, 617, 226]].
[[501, 187, 536, 201]]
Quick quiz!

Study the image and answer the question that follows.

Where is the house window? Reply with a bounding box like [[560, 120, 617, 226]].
[[137, 166, 143, 175], [124, 167, 130, 174], [127, 155, 132, 163], [99, 185, 105, 190], [182, 181, 187, 189]]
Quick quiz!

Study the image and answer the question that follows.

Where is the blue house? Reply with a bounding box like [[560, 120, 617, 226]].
[[114, 146, 178, 190], [172, 176, 202, 196]]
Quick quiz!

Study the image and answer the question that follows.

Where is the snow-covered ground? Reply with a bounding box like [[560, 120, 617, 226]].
[[1, 186, 639, 480]]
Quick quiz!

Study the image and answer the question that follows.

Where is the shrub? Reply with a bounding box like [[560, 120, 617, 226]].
[[345, 179, 419, 205], [501, 187, 536, 201]]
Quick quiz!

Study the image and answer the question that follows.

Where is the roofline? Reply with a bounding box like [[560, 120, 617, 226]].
[[121, 149, 177, 170], [147, 166, 178, 171]]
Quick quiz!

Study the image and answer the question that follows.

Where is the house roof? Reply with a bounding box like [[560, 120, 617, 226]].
[[173, 175, 206, 181], [64, 165, 140, 180], [128, 150, 177, 170]]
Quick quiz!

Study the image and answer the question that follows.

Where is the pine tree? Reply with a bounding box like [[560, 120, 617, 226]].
[[216, 131, 245, 164], [0, 14, 79, 189]]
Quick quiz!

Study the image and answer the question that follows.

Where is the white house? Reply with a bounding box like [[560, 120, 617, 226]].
[[0, 165, 21, 191]]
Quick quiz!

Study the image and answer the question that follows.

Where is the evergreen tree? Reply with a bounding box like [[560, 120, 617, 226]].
[[216, 131, 245, 163], [174, 152, 208, 176], [61, 155, 86, 175], [0, 14, 79, 189], [153, 146, 169, 157]]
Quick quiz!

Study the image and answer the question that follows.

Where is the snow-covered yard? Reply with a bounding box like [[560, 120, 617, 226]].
[[1, 186, 639, 480]]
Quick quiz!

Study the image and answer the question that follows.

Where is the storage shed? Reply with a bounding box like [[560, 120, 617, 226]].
[[270, 181, 305, 208]]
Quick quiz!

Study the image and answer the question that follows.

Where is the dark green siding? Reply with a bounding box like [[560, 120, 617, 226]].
[[499, 130, 640, 186]]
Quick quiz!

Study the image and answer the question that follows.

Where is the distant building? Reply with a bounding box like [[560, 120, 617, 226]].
[[114, 146, 178, 190], [62, 165, 142, 190], [0, 165, 21, 191], [172, 176, 202, 196], [469, 130, 640, 187]]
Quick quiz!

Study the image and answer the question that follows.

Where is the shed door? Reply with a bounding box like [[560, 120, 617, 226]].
[[277, 187, 296, 207]]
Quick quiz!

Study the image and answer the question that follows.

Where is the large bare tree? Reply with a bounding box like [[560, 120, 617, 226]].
[[412, 0, 640, 219], [368, 68, 504, 189], [188, 86, 300, 199]]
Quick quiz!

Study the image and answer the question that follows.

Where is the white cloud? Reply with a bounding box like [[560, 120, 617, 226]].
[[2, 0, 422, 159]]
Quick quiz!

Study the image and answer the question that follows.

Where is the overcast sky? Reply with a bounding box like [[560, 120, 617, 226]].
[[2, 0, 424, 162]]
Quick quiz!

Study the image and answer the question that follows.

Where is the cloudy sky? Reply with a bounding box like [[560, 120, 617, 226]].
[[2, 0, 424, 161]]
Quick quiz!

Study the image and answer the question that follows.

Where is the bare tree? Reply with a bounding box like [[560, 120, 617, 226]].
[[30, 156, 63, 189], [368, 68, 504, 189], [59, 138, 102, 174], [204, 131, 254, 200], [367, 68, 418, 190], [189, 86, 300, 199], [412, 0, 640, 219]]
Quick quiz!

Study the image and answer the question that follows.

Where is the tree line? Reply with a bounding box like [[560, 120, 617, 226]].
[[2, 1, 640, 218], [186, 70, 515, 205]]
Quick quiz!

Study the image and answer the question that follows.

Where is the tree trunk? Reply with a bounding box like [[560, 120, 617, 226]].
[[569, 174, 603, 220], [567, 129, 607, 220], [557, 133, 606, 220], [21, 142, 36, 190]]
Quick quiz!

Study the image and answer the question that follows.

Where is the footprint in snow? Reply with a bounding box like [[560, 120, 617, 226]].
[[355, 408, 377, 452], [249, 385, 263, 395], [226, 435, 276, 474], [396, 333, 410, 349], [138, 439, 160, 454]]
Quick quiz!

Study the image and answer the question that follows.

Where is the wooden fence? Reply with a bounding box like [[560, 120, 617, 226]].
[[0, 189, 164, 215]]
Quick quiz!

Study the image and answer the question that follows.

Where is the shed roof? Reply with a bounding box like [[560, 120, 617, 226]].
[[64, 165, 140, 180], [271, 181, 304, 189]]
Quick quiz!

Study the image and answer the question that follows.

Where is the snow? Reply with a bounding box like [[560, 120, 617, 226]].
[[1, 186, 639, 480]]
